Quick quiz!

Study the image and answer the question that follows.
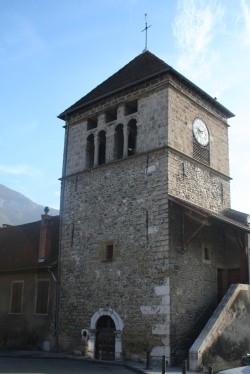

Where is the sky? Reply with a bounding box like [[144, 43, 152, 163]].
[[0, 0, 249, 213]]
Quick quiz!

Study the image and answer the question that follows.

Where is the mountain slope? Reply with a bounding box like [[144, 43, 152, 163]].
[[0, 184, 59, 226]]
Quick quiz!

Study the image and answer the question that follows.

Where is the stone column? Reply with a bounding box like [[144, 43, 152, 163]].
[[123, 124, 128, 158], [94, 135, 99, 167], [105, 126, 114, 163]]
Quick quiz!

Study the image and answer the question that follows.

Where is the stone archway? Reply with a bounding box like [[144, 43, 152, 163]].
[[88, 308, 124, 360]]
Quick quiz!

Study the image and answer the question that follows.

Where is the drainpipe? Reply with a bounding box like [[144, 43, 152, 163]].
[[247, 233, 250, 284], [48, 265, 58, 350]]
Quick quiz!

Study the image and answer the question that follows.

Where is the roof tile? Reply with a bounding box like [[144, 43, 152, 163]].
[[0, 216, 60, 271], [58, 50, 234, 119]]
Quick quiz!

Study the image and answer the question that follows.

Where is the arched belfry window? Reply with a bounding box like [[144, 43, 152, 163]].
[[86, 134, 94, 168], [114, 124, 124, 160], [127, 120, 137, 157], [98, 130, 106, 165]]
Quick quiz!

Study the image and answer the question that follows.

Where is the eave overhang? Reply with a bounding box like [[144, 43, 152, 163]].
[[168, 194, 250, 233]]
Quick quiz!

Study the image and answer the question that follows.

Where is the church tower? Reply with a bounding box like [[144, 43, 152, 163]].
[[58, 51, 248, 364]]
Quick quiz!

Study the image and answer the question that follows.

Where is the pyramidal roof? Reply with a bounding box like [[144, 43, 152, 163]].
[[58, 50, 234, 119]]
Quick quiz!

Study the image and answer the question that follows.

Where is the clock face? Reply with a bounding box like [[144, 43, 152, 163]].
[[193, 118, 209, 146]]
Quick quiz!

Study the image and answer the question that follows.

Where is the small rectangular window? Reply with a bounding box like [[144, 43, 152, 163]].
[[10, 281, 23, 314], [106, 244, 114, 261], [105, 108, 117, 123], [87, 117, 98, 130], [100, 241, 116, 262], [202, 245, 211, 263], [204, 247, 210, 260], [125, 100, 138, 115], [36, 280, 50, 314]]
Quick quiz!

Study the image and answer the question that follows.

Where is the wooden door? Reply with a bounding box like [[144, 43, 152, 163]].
[[227, 268, 241, 285], [95, 316, 115, 360], [217, 268, 241, 301]]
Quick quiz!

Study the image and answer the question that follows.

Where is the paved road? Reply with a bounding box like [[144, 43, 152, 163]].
[[0, 358, 137, 374]]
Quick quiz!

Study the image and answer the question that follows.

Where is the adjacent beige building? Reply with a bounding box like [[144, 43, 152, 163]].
[[0, 211, 59, 351]]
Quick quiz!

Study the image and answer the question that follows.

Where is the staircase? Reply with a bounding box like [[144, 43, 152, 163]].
[[171, 297, 218, 364], [189, 284, 250, 372]]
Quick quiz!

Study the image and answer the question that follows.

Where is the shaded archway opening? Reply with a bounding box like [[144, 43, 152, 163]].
[[98, 131, 106, 165], [114, 124, 124, 160], [128, 120, 137, 157], [86, 134, 94, 168]]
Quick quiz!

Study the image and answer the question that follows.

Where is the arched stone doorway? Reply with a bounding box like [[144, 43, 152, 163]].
[[88, 308, 123, 360]]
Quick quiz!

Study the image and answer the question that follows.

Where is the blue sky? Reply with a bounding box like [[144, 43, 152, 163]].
[[0, 0, 249, 213]]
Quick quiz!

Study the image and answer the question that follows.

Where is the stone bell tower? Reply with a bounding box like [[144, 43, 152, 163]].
[[57, 50, 239, 363]]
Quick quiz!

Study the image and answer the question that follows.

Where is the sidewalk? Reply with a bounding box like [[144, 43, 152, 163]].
[[0, 350, 192, 374], [127, 361, 191, 374], [125, 363, 194, 374]]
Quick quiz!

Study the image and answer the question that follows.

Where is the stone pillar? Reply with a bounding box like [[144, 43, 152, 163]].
[[94, 136, 99, 166], [123, 124, 128, 158], [114, 330, 122, 360], [87, 329, 96, 359], [105, 126, 114, 163]]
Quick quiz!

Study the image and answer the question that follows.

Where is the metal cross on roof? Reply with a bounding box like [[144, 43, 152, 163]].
[[141, 13, 151, 52]]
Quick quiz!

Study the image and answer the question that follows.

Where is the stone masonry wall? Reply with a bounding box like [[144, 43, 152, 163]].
[[189, 284, 250, 371], [65, 83, 168, 176], [59, 149, 171, 359], [169, 203, 243, 358], [167, 82, 231, 211], [168, 151, 231, 211], [168, 84, 230, 177]]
